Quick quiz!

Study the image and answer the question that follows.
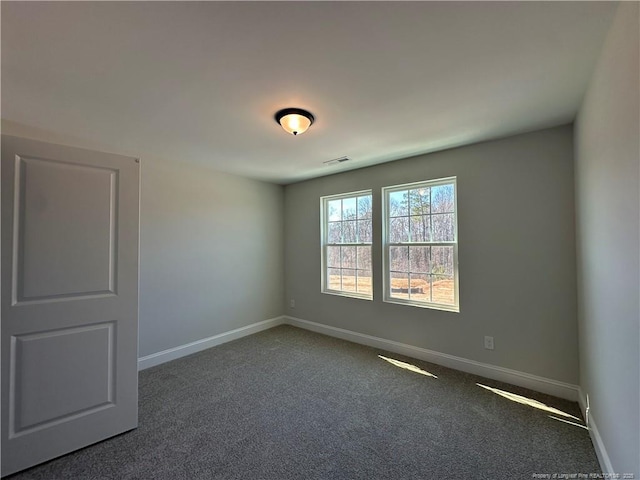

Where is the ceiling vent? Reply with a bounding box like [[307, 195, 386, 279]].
[[323, 156, 350, 165]]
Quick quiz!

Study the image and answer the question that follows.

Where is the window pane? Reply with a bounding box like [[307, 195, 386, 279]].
[[323, 191, 373, 299], [356, 270, 372, 295], [409, 246, 430, 273], [342, 197, 357, 220], [409, 188, 430, 215], [328, 222, 342, 243], [389, 190, 408, 217], [343, 220, 357, 243], [357, 195, 372, 219], [389, 217, 409, 243], [327, 268, 341, 290], [357, 219, 372, 243], [390, 246, 409, 272], [327, 246, 341, 268], [342, 269, 357, 292], [431, 184, 455, 213], [357, 246, 371, 270], [382, 180, 457, 309], [341, 246, 356, 269], [432, 275, 455, 305], [328, 200, 342, 221], [410, 215, 430, 242], [408, 273, 430, 301], [390, 272, 409, 299], [432, 246, 454, 276], [432, 214, 455, 241]]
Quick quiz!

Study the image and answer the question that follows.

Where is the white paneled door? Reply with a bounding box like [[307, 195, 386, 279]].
[[1, 136, 140, 476]]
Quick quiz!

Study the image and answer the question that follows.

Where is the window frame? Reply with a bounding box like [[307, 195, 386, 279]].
[[320, 189, 373, 300], [382, 177, 460, 312]]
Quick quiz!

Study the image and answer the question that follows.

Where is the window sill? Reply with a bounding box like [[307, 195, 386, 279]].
[[322, 290, 373, 301], [383, 297, 459, 313]]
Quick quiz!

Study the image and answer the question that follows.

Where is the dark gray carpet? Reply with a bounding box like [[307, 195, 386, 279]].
[[9, 325, 600, 479]]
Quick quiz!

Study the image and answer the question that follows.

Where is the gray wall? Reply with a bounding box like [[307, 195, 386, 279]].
[[285, 125, 578, 383], [574, 2, 639, 475], [139, 160, 284, 356], [0, 122, 285, 358]]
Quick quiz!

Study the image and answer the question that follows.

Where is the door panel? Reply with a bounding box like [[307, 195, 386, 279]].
[[11, 322, 115, 436], [16, 157, 117, 301], [1, 136, 139, 477]]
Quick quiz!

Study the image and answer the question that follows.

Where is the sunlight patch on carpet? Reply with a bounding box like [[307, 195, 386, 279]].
[[548, 415, 588, 430], [477, 383, 581, 421], [378, 355, 438, 378]]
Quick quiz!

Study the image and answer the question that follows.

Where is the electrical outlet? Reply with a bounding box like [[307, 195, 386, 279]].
[[484, 336, 494, 350], [290, 298, 295, 308]]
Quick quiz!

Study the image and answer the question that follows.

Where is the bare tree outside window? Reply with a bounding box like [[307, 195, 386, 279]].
[[322, 191, 373, 299], [384, 179, 459, 311]]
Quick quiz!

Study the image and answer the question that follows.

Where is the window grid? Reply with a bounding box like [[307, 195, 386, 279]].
[[383, 178, 459, 312], [387, 244, 455, 303], [322, 191, 373, 299], [325, 244, 371, 294]]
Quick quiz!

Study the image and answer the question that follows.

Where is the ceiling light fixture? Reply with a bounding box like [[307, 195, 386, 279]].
[[274, 108, 315, 136]]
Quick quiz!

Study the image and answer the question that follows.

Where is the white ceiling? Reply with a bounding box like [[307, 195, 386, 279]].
[[1, 1, 617, 184]]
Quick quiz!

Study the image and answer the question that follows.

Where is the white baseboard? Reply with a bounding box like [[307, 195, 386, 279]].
[[138, 314, 580, 401], [283, 315, 579, 401], [138, 315, 600, 467], [578, 388, 612, 474], [138, 316, 285, 370]]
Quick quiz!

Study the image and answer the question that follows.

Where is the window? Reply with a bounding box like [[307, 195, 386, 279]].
[[321, 191, 373, 299], [382, 178, 459, 311]]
